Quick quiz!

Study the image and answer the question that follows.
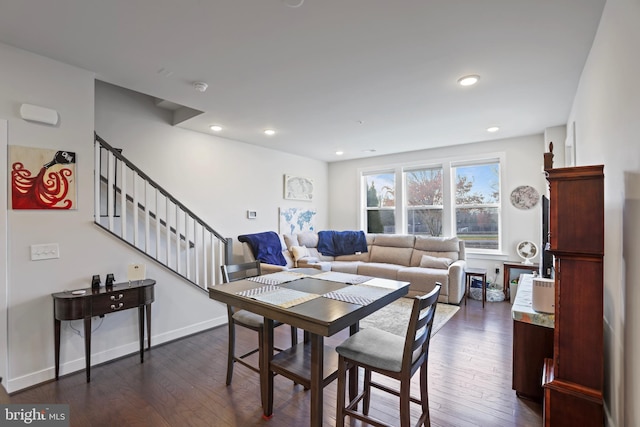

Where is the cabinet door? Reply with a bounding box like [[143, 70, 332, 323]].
[[548, 166, 603, 255], [554, 256, 603, 390]]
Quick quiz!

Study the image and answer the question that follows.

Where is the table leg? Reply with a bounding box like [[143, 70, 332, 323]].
[[54, 318, 61, 380], [310, 333, 324, 427], [146, 303, 152, 349], [464, 275, 469, 305], [482, 274, 487, 308], [503, 266, 509, 300], [261, 318, 275, 420], [84, 317, 91, 383], [348, 323, 359, 402], [138, 305, 145, 363]]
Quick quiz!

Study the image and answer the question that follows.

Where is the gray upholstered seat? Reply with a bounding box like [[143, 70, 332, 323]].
[[231, 310, 264, 328], [336, 328, 408, 373]]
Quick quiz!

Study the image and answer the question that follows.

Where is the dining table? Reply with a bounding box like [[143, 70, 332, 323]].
[[208, 270, 410, 427]]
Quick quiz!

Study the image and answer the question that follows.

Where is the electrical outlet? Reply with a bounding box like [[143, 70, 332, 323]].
[[30, 243, 60, 261], [494, 264, 500, 274]]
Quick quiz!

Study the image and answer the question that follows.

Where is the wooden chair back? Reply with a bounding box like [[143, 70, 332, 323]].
[[402, 284, 441, 373], [221, 260, 261, 283]]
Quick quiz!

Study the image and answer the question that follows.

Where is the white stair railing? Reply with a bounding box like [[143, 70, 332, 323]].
[[93, 133, 231, 291]]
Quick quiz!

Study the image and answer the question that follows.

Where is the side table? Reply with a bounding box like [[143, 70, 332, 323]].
[[52, 279, 155, 382], [503, 262, 540, 300], [465, 267, 487, 308]]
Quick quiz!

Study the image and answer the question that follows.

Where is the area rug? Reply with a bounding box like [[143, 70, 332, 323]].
[[359, 298, 459, 337]]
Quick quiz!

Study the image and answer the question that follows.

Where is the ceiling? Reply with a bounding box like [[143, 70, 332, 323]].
[[0, 0, 605, 162]]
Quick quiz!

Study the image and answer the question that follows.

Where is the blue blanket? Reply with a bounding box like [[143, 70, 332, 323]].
[[317, 230, 368, 257], [238, 231, 287, 266]]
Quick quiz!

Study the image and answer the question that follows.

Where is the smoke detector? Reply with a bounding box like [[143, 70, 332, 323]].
[[193, 82, 208, 92]]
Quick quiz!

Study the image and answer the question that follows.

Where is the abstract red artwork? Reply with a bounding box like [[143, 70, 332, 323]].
[[9, 145, 77, 210]]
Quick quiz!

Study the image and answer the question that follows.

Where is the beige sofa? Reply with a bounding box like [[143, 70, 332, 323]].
[[241, 232, 466, 304]]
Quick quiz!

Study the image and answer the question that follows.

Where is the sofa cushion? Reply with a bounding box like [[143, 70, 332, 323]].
[[414, 235, 460, 252], [296, 231, 319, 248], [282, 247, 294, 268], [419, 254, 453, 269], [372, 234, 416, 248], [397, 267, 450, 297], [329, 261, 363, 275], [283, 234, 300, 248], [411, 249, 459, 266], [290, 245, 310, 261], [335, 252, 370, 262], [357, 263, 403, 280], [369, 245, 413, 266]]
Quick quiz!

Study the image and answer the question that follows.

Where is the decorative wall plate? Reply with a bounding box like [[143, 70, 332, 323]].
[[517, 240, 538, 265], [510, 185, 540, 210]]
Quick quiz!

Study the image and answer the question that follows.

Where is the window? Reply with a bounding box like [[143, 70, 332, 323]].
[[453, 162, 500, 250], [364, 172, 395, 233], [404, 167, 443, 236], [360, 155, 503, 252]]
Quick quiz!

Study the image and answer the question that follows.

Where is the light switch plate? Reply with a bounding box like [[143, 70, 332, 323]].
[[30, 243, 60, 261]]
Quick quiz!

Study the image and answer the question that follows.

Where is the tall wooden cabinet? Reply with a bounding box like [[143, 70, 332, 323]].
[[542, 165, 604, 426]]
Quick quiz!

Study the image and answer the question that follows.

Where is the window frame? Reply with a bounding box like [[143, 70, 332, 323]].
[[362, 169, 398, 234], [358, 153, 505, 255], [404, 166, 445, 237], [451, 158, 502, 254]]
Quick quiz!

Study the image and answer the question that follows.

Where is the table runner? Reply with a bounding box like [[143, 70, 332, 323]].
[[236, 284, 320, 308], [314, 271, 372, 284], [322, 283, 395, 306], [248, 270, 310, 285], [252, 288, 320, 308]]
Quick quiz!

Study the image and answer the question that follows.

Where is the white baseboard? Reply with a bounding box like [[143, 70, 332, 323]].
[[5, 315, 227, 393]]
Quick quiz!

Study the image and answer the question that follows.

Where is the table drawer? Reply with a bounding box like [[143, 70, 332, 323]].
[[92, 290, 139, 315]]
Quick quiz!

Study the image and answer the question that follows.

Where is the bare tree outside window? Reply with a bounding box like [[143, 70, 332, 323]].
[[405, 168, 443, 236], [454, 163, 500, 250], [361, 159, 502, 251]]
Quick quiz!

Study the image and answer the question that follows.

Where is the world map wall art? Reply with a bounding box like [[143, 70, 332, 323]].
[[9, 145, 77, 210]]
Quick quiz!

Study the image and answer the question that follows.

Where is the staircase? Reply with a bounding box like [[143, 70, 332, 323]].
[[93, 133, 231, 292]]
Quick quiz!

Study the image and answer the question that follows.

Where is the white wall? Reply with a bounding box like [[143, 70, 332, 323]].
[[94, 81, 329, 260], [566, 0, 640, 424], [0, 43, 328, 393], [0, 120, 8, 385], [327, 133, 551, 287]]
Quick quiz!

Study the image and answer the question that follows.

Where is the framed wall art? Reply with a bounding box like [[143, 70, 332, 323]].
[[510, 185, 540, 210], [279, 207, 317, 234], [9, 145, 77, 209], [284, 174, 313, 201]]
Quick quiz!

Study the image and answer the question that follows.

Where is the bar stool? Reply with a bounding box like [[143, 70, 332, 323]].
[[465, 267, 487, 308]]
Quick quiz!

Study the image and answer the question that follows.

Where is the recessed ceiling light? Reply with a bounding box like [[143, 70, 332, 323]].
[[264, 129, 276, 136], [335, 151, 344, 156], [457, 75, 480, 86], [487, 126, 500, 133], [209, 125, 222, 132]]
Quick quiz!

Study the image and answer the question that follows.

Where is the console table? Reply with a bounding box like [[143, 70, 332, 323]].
[[52, 279, 155, 382], [511, 274, 554, 401], [503, 261, 539, 300]]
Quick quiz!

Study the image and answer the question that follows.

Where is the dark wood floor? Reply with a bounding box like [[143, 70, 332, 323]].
[[1, 299, 542, 426]]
